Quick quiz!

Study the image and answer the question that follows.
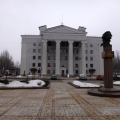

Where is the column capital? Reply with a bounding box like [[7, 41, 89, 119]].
[[42, 40, 48, 43], [68, 41, 74, 44], [55, 40, 61, 43], [81, 41, 86, 44]]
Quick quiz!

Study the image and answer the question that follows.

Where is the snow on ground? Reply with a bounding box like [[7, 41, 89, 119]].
[[72, 80, 100, 87], [113, 81, 120, 85], [0, 80, 45, 87], [16, 75, 23, 78]]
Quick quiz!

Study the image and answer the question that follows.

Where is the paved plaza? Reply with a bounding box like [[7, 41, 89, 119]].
[[0, 80, 120, 120]]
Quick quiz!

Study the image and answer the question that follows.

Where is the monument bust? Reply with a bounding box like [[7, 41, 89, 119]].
[[100, 31, 112, 47]]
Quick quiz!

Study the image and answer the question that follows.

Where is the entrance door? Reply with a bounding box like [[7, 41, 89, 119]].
[[62, 70, 64, 76]]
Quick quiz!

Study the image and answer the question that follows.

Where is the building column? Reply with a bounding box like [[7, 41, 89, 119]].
[[99, 44, 104, 75], [42, 40, 47, 75], [81, 41, 86, 74], [68, 41, 73, 76], [55, 41, 61, 75]]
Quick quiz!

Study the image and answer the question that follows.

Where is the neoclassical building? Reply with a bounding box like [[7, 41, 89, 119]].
[[21, 25, 104, 76]]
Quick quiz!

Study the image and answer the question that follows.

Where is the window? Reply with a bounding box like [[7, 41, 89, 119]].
[[48, 56, 50, 60], [38, 56, 41, 60], [48, 63, 50, 67], [86, 57, 88, 60], [86, 70, 88, 74], [53, 63, 55, 67], [64, 56, 67, 60], [32, 63, 35, 67], [86, 64, 88, 68], [66, 70, 68, 74], [38, 63, 41, 67], [85, 43, 88, 47], [86, 50, 88, 54], [33, 56, 36, 59], [38, 43, 41, 46], [75, 70, 78, 74], [90, 50, 93, 54], [33, 49, 36, 53], [38, 49, 41, 53], [47, 70, 50, 74], [33, 43, 36, 46], [75, 64, 78, 67], [90, 64, 93, 68], [90, 57, 93, 61], [90, 44, 93, 47], [75, 57, 78, 60]]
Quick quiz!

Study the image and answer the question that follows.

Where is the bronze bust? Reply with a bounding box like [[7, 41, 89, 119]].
[[100, 31, 112, 47]]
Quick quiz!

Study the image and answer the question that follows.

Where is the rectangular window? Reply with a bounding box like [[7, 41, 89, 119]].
[[66, 70, 68, 74], [86, 64, 88, 68], [64, 56, 67, 60], [90, 50, 93, 54], [38, 56, 41, 60], [38, 43, 41, 46], [38, 70, 40, 73], [32, 63, 35, 67], [33, 56, 36, 59], [33, 43, 36, 46], [86, 70, 88, 74], [48, 56, 50, 60], [38, 63, 41, 67], [48, 63, 50, 67], [86, 50, 88, 54], [85, 43, 88, 47], [75, 57, 78, 60], [75, 64, 78, 67], [53, 63, 55, 67], [75, 70, 78, 74], [90, 64, 93, 68], [86, 57, 88, 60], [90, 57, 93, 61], [38, 49, 41, 53], [90, 44, 93, 47], [47, 70, 50, 74], [33, 49, 36, 53]]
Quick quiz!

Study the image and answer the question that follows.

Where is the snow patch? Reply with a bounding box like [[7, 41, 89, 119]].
[[113, 81, 120, 85], [0, 80, 45, 87], [72, 80, 100, 87]]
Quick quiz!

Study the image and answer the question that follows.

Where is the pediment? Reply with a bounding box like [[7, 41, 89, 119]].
[[42, 25, 86, 34]]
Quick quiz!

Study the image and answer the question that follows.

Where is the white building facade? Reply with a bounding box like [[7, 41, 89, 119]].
[[21, 25, 104, 76]]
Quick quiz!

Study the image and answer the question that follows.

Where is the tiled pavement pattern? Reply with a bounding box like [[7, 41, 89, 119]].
[[0, 81, 120, 119]]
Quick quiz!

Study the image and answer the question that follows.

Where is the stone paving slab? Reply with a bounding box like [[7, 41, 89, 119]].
[[0, 80, 120, 119]]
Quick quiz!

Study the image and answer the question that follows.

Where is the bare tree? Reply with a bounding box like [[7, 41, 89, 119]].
[[0, 50, 14, 74], [113, 50, 120, 74]]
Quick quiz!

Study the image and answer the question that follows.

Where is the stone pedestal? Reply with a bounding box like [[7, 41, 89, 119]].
[[88, 45, 120, 97]]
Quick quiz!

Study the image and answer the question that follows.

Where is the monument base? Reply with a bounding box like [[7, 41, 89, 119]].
[[88, 87, 120, 97]]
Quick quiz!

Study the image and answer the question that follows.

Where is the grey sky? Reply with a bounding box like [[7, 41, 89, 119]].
[[0, 0, 120, 63]]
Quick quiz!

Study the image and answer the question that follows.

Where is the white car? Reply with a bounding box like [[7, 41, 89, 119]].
[[79, 74, 87, 80]]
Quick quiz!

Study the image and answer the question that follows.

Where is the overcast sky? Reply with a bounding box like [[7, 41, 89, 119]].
[[0, 0, 120, 63]]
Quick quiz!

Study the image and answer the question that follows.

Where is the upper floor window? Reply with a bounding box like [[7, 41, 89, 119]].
[[75, 57, 78, 60], [48, 63, 50, 67], [86, 57, 88, 61], [90, 57, 93, 61], [38, 63, 41, 67], [75, 64, 78, 67], [90, 44, 93, 47], [90, 50, 93, 54], [85, 43, 88, 47], [90, 64, 93, 68], [32, 63, 35, 67], [38, 49, 41, 53], [33, 56, 36, 59], [33, 49, 36, 53], [38, 43, 41, 46], [86, 50, 88, 54], [48, 56, 50, 60], [33, 43, 36, 46], [86, 64, 88, 68], [38, 56, 41, 60]]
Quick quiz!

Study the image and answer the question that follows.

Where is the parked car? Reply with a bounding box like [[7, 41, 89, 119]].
[[79, 74, 87, 80], [97, 75, 104, 80], [113, 75, 120, 80], [51, 74, 57, 80]]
